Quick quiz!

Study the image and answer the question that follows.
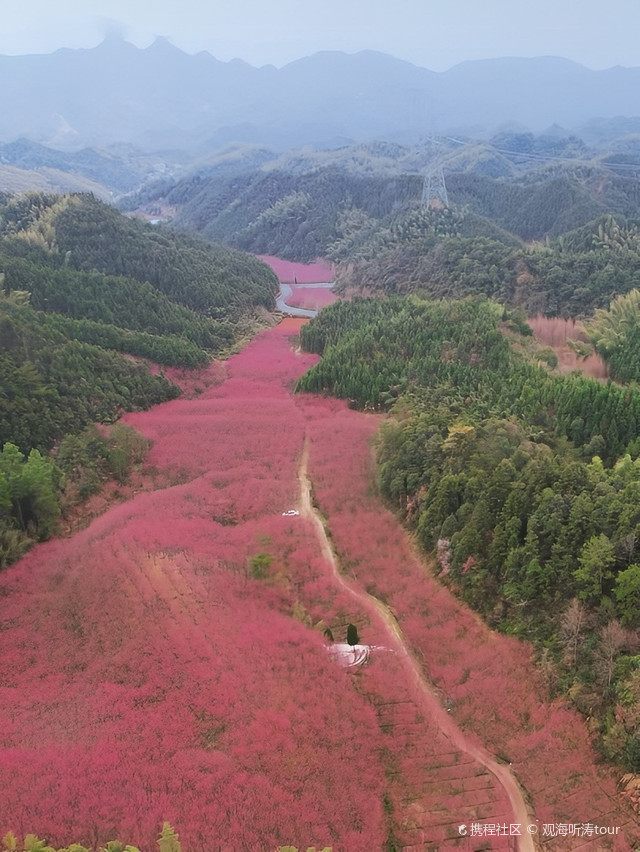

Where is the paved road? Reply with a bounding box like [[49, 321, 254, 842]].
[[275, 281, 334, 318]]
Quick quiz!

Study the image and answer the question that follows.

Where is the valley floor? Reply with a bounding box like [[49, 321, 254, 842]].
[[0, 319, 637, 851]]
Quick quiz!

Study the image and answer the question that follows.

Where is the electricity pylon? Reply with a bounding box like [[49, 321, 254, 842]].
[[421, 138, 449, 209]]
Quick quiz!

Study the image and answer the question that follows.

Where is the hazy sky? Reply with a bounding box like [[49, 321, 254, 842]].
[[1, 0, 638, 71]]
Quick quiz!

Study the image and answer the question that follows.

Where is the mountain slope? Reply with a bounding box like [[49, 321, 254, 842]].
[[0, 138, 177, 197], [3, 38, 640, 151], [0, 192, 279, 454], [132, 136, 640, 264]]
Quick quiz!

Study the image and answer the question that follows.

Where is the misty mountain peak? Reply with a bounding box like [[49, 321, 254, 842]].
[[1, 45, 639, 152], [93, 32, 137, 52], [145, 36, 182, 54]]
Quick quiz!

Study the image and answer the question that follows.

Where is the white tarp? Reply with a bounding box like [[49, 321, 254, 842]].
[[325, 643, 372, 667]]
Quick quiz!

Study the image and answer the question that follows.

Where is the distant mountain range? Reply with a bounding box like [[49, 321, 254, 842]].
[[2, 36, 640, 153]]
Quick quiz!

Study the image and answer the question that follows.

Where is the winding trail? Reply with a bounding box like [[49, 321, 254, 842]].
[[297, 437, 538, 852]]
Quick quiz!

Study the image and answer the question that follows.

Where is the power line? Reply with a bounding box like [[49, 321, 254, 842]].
[[437, 136, 640, 172]]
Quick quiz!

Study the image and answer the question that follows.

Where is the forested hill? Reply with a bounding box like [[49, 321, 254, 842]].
[[124, 134, 640, 295], [0, 191, 280, 565], [0, 193, 279, 449], [3, 193, 278, 316], [329, 207, 640, 317], [130, 166, 422, 263], [135, 154, 640, 316]]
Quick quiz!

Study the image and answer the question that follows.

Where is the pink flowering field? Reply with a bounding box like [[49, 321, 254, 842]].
[[0, 317, 637, 850], [0, 322, 387, 851], [257, 255, 334, 284], [297, 396, 639, 850]]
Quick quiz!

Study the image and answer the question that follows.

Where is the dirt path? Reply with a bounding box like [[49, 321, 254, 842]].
[[297, 438, 538, 852]]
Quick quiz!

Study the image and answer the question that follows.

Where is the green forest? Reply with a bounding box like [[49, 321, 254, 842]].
[[328, 207, 640, 317], [133, 137, 640, 321], [0, 191, 279, 566], [298, 297, 640, 772], [128, 134, 640, 283]]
